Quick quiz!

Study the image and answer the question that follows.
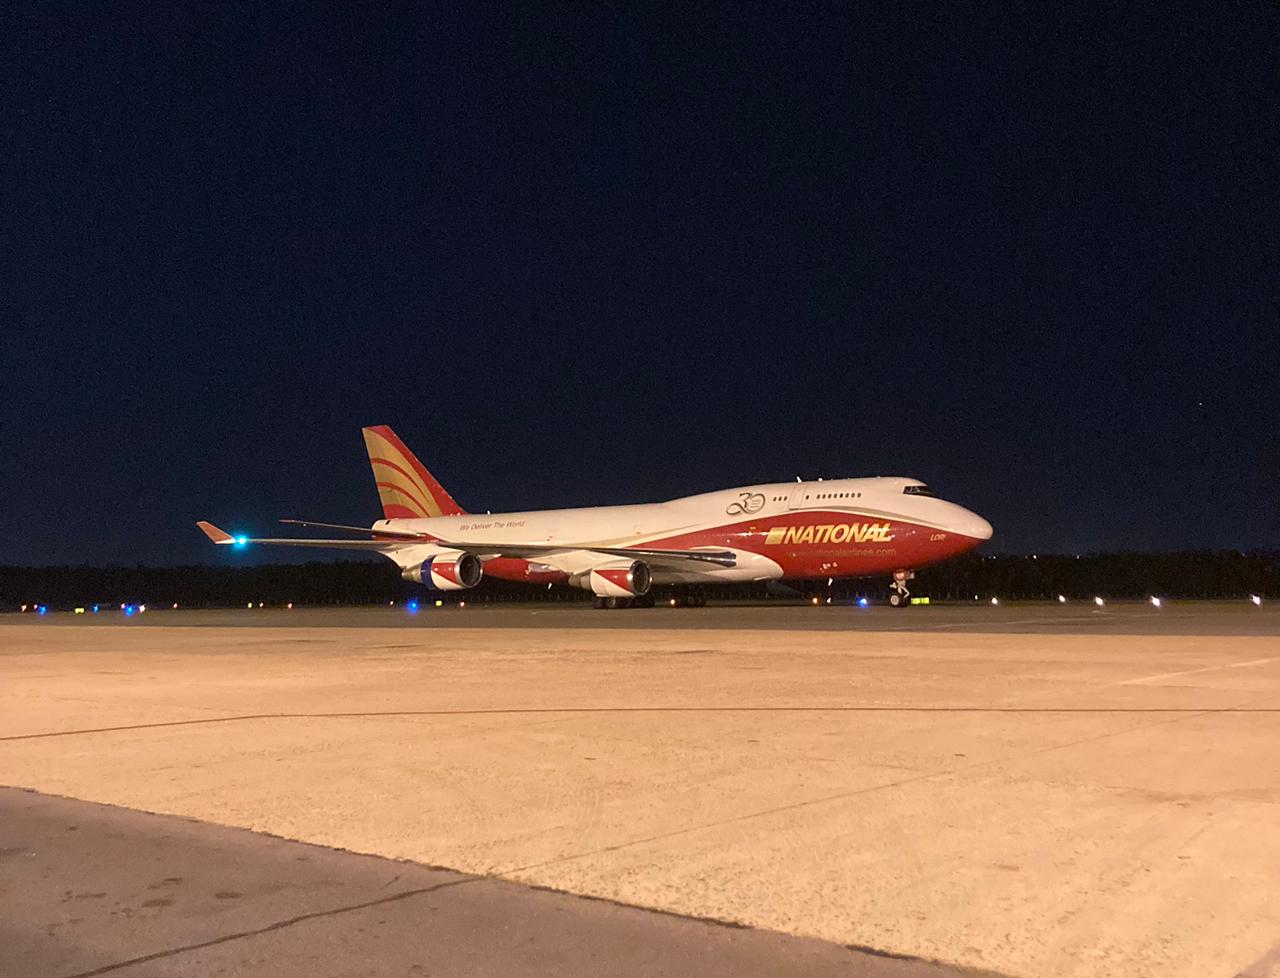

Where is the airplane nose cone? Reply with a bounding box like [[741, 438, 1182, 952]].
[[962, 512, 994, 541]]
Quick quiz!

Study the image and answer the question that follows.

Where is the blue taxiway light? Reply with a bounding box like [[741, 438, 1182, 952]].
[[37, 605, 48, 616], [123, 604, 136, 617], [857, 597, 869, 608], [406, 599, 420, 614]]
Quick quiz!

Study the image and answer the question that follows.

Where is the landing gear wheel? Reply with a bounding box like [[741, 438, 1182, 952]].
[[592, 596, 607, 610], [889, 569, 914, 608]]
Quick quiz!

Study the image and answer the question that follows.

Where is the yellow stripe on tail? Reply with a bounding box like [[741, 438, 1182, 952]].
[[361, 426, 468, 520]]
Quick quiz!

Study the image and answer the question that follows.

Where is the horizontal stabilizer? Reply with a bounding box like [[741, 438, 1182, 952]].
[[279, 519, 430, 541]]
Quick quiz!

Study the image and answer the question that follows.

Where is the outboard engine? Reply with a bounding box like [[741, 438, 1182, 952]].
[[401, 551, 483, 590]]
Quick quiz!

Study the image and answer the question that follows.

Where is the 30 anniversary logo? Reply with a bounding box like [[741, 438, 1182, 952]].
[[726, 492, 765, 516]]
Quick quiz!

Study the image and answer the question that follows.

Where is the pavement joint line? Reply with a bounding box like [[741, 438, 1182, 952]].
[[5, 705, 1280, 742], [57, 875, 482, 978], [499, 694, 1277, 877]]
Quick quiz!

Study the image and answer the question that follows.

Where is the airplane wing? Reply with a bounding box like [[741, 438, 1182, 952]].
[[198, 522, 736, 566], [432, 540, 738, 567], [196, 521, 402, 550]]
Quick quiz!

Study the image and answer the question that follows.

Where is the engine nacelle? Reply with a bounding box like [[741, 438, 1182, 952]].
[[586, 560, 652, 598], [401, 551, 483, 590]]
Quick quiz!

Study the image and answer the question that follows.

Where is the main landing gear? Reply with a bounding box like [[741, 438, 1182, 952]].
[[888, 569, 915, 608]]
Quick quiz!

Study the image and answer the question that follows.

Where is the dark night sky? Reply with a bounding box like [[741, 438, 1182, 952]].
[[3, 3, 1278, 566]]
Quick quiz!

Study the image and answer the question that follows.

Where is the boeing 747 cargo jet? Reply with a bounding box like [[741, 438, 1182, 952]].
[[198, 425, 992, 608]]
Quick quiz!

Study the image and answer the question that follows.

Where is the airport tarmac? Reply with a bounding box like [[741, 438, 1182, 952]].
[[2, 604, 1279, 977], [20, 599, 1280, 634]]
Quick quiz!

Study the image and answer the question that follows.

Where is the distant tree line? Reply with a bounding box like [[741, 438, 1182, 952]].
[[2, 551, 1275, 610]]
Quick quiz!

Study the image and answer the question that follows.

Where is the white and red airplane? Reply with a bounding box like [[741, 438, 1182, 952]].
[[198, 425, 992, 608]]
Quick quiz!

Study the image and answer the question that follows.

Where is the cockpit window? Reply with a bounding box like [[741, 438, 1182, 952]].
[[903, 484, 935, 497]]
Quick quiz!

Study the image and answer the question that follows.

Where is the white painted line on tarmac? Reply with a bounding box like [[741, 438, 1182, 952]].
[[1120, 656, 1280, 686]]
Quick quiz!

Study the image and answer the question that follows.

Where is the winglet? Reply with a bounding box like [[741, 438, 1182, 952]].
[[196, 521, 233, 544]]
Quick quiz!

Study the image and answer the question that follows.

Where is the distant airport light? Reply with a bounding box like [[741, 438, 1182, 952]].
[[92, 605, 100, 613], [246, 602, 253, 609], [37, 605, 48, 616], [1251, 595, 1263, 606], [1057, 594, 1067, 603], [20, 604, 27, 612], [406, 599, 419, 614], [257, 602, 263, 608], [1150, 596, 1162, 608], [670, 598, 678, 606], [858, 597, 869, 608], [1094, 596, 1105, 607], [74, 607, 85, 615], [435, 599, 444, 608], [459, 601, 467, 609], [811, 596, 820, 606], [990, 596, 999, 605], [123, 604, 136, 617], [389, 601, 395, 606], [172, 603, 179, 609], [138, 604, 147, 613], [287, 602, 293, 609]]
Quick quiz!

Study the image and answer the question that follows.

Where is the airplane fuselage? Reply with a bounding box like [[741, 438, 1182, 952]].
[[374, 476, 992, 587]]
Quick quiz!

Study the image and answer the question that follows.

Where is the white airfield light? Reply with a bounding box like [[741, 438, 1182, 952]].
[[990, 596, 999, 605], [1094, 596, 1105, 607], [1057, 594, 1067, 603], [1251, 595, 1263, 606], [1150, 596, 1162, 608]]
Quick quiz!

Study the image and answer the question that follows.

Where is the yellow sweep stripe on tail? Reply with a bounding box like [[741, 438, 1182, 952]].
[[362, 427, 449, 518]]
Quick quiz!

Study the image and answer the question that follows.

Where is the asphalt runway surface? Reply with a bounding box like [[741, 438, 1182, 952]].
[[1, 788, 982, 978], [3, 602, 1279, 978]]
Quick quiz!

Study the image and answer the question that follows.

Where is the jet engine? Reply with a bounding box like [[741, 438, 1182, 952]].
[[585, 560, 652, 598], [401, 551, 483, 590]]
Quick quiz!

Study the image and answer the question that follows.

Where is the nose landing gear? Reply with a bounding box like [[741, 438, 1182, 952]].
[[888, 569, 915, 608]]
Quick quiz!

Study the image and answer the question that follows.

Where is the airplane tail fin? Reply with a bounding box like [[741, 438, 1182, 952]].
[[361, 425, 468, 519]]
